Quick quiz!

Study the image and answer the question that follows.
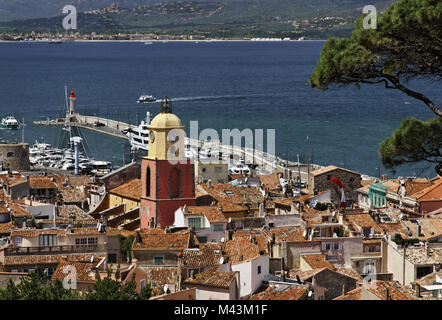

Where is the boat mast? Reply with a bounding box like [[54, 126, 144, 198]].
[[64, 85, 72, 150], [21, 118, 25, 143]]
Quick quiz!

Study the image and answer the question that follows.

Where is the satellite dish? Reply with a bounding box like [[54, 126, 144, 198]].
[[308, 291, 313, 297], [163, 284, 169, 293], [219, 257, 224, 264], [90, 256, 94, 263], [228, 217, 232, 223], [302, 230, 307, 237], [220, 237, 225, 243]]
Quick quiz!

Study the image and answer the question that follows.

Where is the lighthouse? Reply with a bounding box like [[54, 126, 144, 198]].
[[69, 89, 76, 118]]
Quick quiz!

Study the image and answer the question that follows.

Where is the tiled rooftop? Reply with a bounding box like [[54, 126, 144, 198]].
[[301, 254, 336, 270], [224, 237, 261, 265], [249, 284, 307, 300], [29, 177, 57, 189], [310, 165, 361, 177], [183, 206, 227, 223], [184, 267, 237, 288], [133, 229, 191, 251], [109, 178, 141, 201], [182, 248, 221, 268]]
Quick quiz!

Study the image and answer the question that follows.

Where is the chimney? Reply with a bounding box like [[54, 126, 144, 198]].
[[425, 242, 430, 259], [385, 288, 390, 300], [206, 180, 211, 189]]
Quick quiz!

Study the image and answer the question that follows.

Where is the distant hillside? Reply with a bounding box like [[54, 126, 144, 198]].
[[0, 0, 395, 38]]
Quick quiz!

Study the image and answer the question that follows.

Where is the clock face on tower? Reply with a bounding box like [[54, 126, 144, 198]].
[[150, 131, 155, 143]]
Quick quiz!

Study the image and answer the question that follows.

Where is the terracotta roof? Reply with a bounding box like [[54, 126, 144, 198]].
[[288, 268, 327, 282], [412, 271, 442, 287], [232, 230, 270, 253], [29, 177, 57, 189], [67, 176, 92, 188], [378, 222, 409, 238], [249, 284, 307, 300], [343, 213, 383, 233], [52, 260, 101, 282], [224, 237, 260, 265], [4, 253, 105, 266], [256, 174, 281, 191], [334, 281, 416, 300], [301, 254, 336, 270], [10, 227, 100, 238], [310, 165, 361, 177], [182, 248, 221, 268], [135, 266, 179, 294], [413, 177, 442, 201], [109, 178, 141, 201], [133, 230, 191, 251], [266, 226, 305, 243], [56, 205, 95, 223], [335, 267, 363, 281], [0, 222, 13, 235], [184, 267, 237, 289], [198, 182, 265, 210], [183, 206, 227, 223], [8, 202, 32, 218], [59, 189, 87, 203]]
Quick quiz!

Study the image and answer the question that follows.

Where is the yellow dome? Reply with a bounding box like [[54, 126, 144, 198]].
[[149, 112, 183, 129]]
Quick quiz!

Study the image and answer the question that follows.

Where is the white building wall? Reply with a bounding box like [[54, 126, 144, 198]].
[[231, 255, 270, 298]]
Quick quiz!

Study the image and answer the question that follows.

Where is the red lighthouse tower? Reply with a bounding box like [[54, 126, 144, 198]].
[[140, 98, 195, 229]]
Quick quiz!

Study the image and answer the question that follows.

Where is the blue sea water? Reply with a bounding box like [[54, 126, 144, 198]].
[[0, 41, 439, 178]]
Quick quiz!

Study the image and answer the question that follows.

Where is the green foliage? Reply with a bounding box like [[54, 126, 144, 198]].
[[86, 274, 139, 300], [0, 268, 81, 300], [139, 282, 153, 300], [379, 117, 442, 174], [314, 202, 331, 211], [120, 235, 134, 263], [391, 234, 420, 246], [309, 0, 442, 117], [335, 226, 345, 237]]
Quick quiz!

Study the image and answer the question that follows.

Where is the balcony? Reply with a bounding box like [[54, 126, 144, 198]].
[[3, 244, 107, 256]]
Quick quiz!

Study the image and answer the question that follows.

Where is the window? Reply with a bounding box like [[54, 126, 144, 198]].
[[257, 266, 262, 274], [188, 217, 201, 229], [146, 166, 151, 197], [323, 243, 331, 251], [39, 234, 58, 246], [326, 255, 341, 261], [363, 260, 376, 274], [188, 268, 199, 278], [320, 228, 327, 237], [213, 224, 223, 231], [327, 175, 331, 180], [154, 256, 164, 265], [75, 237, 97, 247], [45, 267, 56, 277], [197, 236, 207, 244], [224, 190, 235, 197], [140, 279, 146, 290], [202, 168, 206, 172], [333, 243, 341, 250]]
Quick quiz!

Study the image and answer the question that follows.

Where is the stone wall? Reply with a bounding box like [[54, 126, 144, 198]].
[[0, 143, 30, 171], [309, 168, 362, 207]]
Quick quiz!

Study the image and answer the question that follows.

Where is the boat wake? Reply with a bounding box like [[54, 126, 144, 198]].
[[152, 93, 269, 103]]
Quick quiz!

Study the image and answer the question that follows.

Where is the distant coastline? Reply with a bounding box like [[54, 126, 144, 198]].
[[0, 39, 328, 43]]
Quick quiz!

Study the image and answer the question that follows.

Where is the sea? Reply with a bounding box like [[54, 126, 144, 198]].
[[0, 41, 439, 178]]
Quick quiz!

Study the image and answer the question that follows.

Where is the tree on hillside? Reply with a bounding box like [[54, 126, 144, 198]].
[[309, 0, 442, 174]]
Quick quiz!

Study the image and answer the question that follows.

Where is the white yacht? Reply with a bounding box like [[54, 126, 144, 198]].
[[1, 116, 19, 129], [91, 161, 112, 176], [123, 112, 151, 152], [228, 163, 251, 175], [137, 94, 156, 103]]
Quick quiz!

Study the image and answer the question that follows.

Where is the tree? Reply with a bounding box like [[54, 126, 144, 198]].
[[0, 268, 81, 300], [309, 0, 442, 117], [309, 0, 442, 174], [379, 117, 442, 174]]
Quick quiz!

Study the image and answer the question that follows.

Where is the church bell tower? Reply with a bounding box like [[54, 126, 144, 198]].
[[140, 98, 195, 229]]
